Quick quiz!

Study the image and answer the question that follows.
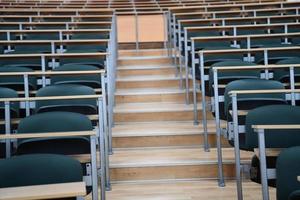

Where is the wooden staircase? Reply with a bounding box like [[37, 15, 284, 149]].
[[107, 49, 275, 199]]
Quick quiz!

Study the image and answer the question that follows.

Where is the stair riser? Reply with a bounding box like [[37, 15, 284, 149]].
[[118, 58, 172, 66], [114, 111, 213, 122], [113, 134, 230, 148], [119, 50, 168, 57], [116, 79, 193, 89], [115, 92, 203, 103], [110, 163, 236, 181], [117, 68, 176, 76]]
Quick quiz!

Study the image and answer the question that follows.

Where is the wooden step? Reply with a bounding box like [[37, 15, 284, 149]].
[[107, 180, 276, 200], [109, 147, 253, 182], [118, 49, 168, 57], [116, 75, 190, 89], [117, 65, 176, 76], [112, 121, 229, 148], [113, 102, 213, 122], [115, 88, 201, 103], [118, 56, 172, 66]]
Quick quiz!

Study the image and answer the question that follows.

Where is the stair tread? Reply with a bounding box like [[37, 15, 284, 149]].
[[119, 55, 170, 60], [118, 65, 174, 70], [114, 102, 203, 113], [117, 74, 180, 81], [112, 121, 216, 137], [115, 87, 186, 95], [110, 147, 253, 168], [108, 180, 276, 199]]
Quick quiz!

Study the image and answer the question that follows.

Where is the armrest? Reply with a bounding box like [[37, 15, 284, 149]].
[[0, 131, 95, 140], [0, 182, 86, 200]]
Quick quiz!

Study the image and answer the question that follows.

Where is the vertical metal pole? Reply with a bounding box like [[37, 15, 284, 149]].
[[184, 29, 190, 104], [289, 66, 296, 106], [192, 41, 198, 125], [23, 74, 30, 116], [101, 74, 111, 190], [41, 55, 47, 86], [232, 93, 243, 200], [213, 68, 225, 186], [163, 12, 168, 49], [90, 135, 100, 200], [4, 101, 11, 158], [178, 22, 183, 88], [135, 13, 139, 51], [98, 97, 110, 195], [263, 50, 269, 80], [173, 14, 177, 65], [257, 129, 270, 200], [200, 51, 209, 152]]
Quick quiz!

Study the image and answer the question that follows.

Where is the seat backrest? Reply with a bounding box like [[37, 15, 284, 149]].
[[0, 66, 37, 90], [0, 87, 19, 119], [245, 105, 300, 149], [0, 154, 83, 188], [224, 79, 286, 120], [35, 84, 97, 114], [274, 57, 300, 82], [52, 64, 101, 88], [277, 146, 300, 200]]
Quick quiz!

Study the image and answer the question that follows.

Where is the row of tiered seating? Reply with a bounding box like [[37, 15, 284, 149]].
[[170, 1, 300, 200], [0, 6, 117, 200]]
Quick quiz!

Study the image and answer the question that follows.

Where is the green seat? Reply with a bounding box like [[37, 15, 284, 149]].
[[24, 33, 60, 40], [12, 43, 52, 54], [245, 105, 300, 149], [0, 57, 41, 70], [0, 66, 37, 90], [0, 87, 19, 158], [0, 154, 83, 189], [52, 64, 101, 88], [209, 60, 259, 97], [277, 146, 300, 200], [35, 84, 97, 114], [224, 79, 287, 150], [70, 33, 109, 40], [16, 111, 92, 155], [274, 57, 300, 85], [0, 87, 19, 118]]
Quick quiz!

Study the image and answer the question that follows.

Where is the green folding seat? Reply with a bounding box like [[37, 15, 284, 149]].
[[237, 28, 266, 36], [35, 84, 97, 114], [274, 57, 300, 87], [0, 87, 19, 158], [34, 24, 66, 30], [0, 154, 84, 198], [277, 146, 300, 200], [12, 43, 52, 54], [224, 79, 287, 150], [0, 87, 19, 118], [0, 25, 19, 30], [241, 37, 293, 49], [16, 111, 92, 155], [0, 66, 37, 91], [245, 105, 300, 187], [70, 33, 109, 40], [24, 33, 60, 40], [0, 56, 42, 70], [52, 64, 101, 88], [209, 60, 259, 97]]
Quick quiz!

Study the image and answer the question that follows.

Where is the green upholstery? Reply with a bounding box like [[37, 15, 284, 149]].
[[274, 57, 300, 83], [0, 66, 37, 90], [209, 60, 259, 97], [24, 33, 60, 40], [12, 43, 52, 54], [16, 111, 92, 155], [289, 190, 300, 200], [35, 84, 97, 114], [0, 87, 19, 118], [224, 79, 286, 118], [52, 64, 101, 88], [277, 147, 300, 200], [0, 154, 83, 188], [0, 56, 41, 69], [245, 105, 300, 149], [70, 33, 109, 40]]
